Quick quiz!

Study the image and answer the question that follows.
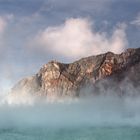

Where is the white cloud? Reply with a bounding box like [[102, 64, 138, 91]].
[[0, 17, 7, 51], [31, 18, 128, 59], [0, 15, 14, 49], [0, 17, 6, 33], [130, 14, 140, 26]]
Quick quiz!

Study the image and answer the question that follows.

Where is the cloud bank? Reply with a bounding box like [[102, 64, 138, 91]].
[[131, 13, 140, 26], [32, 18, 128, 59]]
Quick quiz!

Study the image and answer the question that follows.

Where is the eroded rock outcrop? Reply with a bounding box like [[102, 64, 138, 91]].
[[12, 48, 140, 101]]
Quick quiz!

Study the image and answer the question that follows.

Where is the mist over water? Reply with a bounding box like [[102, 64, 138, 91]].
[[0, 93, 140, 129], [0, 89, 140, 140]]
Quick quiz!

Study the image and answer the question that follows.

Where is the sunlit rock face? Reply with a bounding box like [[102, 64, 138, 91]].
[[12, 48, 140, 101]]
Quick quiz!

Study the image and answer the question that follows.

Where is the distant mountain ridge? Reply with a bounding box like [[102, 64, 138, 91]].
[[12, 48, 140, 101]]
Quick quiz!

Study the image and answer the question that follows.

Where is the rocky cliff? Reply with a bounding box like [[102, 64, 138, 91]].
[[12, 48, 140, 101]]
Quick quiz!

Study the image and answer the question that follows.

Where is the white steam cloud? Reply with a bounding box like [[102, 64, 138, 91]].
[[32, 18, 128, 59]]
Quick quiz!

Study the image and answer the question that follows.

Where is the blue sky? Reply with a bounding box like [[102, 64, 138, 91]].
[[0, 0, 140, 91]]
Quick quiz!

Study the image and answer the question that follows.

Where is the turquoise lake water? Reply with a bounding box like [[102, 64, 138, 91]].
[[0, 126, 140, 140]]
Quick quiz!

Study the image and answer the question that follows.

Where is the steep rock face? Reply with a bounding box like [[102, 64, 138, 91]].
[[12, 48, 140, 100]]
